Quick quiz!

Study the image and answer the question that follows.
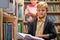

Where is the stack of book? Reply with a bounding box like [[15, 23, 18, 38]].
[[3, 22, 12, 40]]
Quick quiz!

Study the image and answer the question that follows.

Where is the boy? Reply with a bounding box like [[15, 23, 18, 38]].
[[28, 1, 56, 40]]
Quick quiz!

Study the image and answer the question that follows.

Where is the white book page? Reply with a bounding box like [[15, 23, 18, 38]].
[[16, 32, 44, 40]]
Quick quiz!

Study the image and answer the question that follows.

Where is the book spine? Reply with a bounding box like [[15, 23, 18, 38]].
[[3, 22, 8, 40], [7, 23, 12, 40], [18, 22, 22, 33], [18, 6, 22, 18], [3, 22, 12, 40], [47, 15, 56, 22]]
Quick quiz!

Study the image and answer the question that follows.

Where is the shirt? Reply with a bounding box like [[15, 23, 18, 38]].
[[35, 16, 46, 36]]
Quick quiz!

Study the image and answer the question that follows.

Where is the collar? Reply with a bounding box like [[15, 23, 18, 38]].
[[37, 16, 46, 22]]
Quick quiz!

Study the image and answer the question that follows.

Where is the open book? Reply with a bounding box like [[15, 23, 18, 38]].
[[16, 32, 44, 40]]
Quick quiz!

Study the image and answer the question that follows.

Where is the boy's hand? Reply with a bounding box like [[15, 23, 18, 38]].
[[30, 13, 36, 17], [36, 34, 49, 38], [26, 13, 31, 16]]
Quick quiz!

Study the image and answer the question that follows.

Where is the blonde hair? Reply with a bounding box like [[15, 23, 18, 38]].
[[37, 1, 48, 11]]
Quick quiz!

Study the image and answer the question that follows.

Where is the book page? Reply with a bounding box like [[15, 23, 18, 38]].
[[16, 32, 44, 40]]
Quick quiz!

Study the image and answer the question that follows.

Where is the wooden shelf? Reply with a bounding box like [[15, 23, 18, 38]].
[[18, 18, 23, 22], [47, 1, 60, 4], [24, 1, 60, 4], [54, 22, 60, 25], [18, 3, 23, 6], [47, 11, 60, 15], [57, 32, 60, 35], [23, 21, 27, 25], [3, 12, 17, 19]]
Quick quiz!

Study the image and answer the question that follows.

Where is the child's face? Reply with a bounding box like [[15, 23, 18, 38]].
[[37, 7, 47, 18], [30, 0, 37, 5]]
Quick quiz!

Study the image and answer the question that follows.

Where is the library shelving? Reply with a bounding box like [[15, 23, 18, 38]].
[[0, 0, 18, 40], [17, 0, 25, 34], [24, 0, 60, 26], [24, 1, 60, 4], [24, 0, 60, 40], [17, 0, 28, 35]]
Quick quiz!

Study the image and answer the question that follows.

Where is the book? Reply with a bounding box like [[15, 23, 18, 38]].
[[58, 5, 60, 11], [3, 22, 12, 40], [57, 25, 60, 32], [51, 5, 55, 12], [3, 23, 8, 40], [18, 0, 24, 4], [7, 23, 12, 40], [18, 22, 22, 33], [22, 22, 28, 33], [48, 5, 55, 12], [56, 15, 60, 23], [16, 32, 44, 40], [55, 25, 60, 33], [47, 15, 56, 23], [18, 5, 22, 18], [50, 0, 54, 1]]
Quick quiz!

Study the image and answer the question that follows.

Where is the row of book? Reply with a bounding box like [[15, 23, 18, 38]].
[[18, 5, 23, 18], [48, 4, 60, 12], [24, 0, 60, 1], [56, 25, 60, 32], [47, 15, 60, 23], [24, 4, 60, 12], [3, 22, 12, 40], [3, 22, 23, 40]]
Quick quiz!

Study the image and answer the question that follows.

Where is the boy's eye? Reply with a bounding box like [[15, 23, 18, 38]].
[[42, 10, 45, 11], [37, 10, 45, 12]]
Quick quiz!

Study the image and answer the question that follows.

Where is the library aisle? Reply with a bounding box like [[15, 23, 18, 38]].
[[0, 0, 60, 40]]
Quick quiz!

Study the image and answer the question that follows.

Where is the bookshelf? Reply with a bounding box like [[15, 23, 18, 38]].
[[24, 0, 60, 40], [0, 0, 18, 40], [24, 0, 60, 23], [17, 0, 24, 34], [17, 0, 28, 35]]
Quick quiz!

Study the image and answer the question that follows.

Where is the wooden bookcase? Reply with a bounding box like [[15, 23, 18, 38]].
[[0, 0, 18, 40], [24, 0, 60, 28], [24, 0, 60, 40]]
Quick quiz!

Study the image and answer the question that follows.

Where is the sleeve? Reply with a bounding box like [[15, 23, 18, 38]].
[[48, 22, 57, 39], [28, 21, 33, 35], [25, 5, 29, 15]]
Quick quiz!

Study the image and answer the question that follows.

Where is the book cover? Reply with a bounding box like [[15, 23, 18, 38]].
[[47, 15, 56, 23], [48, 5, 55, 12], [3, 22, 12, 40], [50, 0, 54, 1], [50, 5, 55, 12], [18, 5, 22, 18], [48, 5, 51, 12], [3, 22, 8, 40], [58, 5, 60, 11], [55, 25, 60, 33], [18, 22, 22, 33], [7, 23, 12, 40], [56, 15, 60, 23]]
